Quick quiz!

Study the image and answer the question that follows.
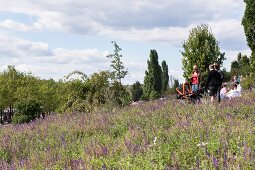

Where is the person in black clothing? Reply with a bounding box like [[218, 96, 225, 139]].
[[213, 62, 224, 102], [206, 64, 222, 103]]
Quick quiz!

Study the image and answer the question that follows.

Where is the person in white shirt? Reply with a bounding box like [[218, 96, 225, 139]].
[[225, 82, 242, 99], [220, 83, 228, 99]]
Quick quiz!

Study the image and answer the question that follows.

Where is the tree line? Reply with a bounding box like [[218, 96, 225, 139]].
[[0, 42, 173, 124]]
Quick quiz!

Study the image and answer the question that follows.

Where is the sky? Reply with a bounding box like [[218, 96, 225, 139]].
[[0, 0, 251, 84]]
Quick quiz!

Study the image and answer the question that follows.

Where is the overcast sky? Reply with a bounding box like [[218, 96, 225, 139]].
[[0, 0, 251, 84]]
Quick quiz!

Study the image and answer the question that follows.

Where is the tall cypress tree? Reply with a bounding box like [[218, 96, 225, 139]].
[[143, 70, 151, 99], [143, 50, 162, 99], [161, 60, 169, 94], [242, 0, 255, 71]]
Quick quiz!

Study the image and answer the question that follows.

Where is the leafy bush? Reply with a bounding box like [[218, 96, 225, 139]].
[[12, 113, 28, 124], [149, 90, 161, 100], [12, 99, 42, 124], [109, 82, 131, 106], [131, 81, 143, 102], [241, 76, 254, 91]]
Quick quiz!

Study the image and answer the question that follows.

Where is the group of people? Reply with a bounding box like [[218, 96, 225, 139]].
[[190, 62, 242, 103], [220, 76, 242, 99]]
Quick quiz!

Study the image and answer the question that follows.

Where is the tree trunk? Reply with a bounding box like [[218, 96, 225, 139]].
[[0, 110, 2, 124], [8, 106, 13, 123]]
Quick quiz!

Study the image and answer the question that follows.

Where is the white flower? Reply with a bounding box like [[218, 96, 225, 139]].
[[153, 137, 157, 145], [197, 142, 208, 147], [149, 137, 158, 147]]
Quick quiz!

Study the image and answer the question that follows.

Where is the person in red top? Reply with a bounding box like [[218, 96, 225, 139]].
[[191, 64, 200, 93]]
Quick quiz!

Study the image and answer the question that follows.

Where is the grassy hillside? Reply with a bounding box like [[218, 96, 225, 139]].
[[1, 93, 255, 169]]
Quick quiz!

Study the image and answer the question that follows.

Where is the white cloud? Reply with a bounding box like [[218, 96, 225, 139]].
[[33, 48, 109, 65], [210, 19, 247, 50], [0, 0, 250, 84], [0, 33, 111, 80], [0, 33, 52, 58], [0, 0, 244, 33], [0, 19, 34, 31], [0, 0, 247, 51], [100, 26, 192, 46]]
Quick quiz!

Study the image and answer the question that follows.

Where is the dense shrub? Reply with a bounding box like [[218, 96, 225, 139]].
[[12, 99, 42, 124], [109, 82, 131, 106], [241, 76, 254, 91], [131, 81, 143, 102]]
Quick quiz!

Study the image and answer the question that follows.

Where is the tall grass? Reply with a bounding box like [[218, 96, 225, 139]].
[[1, 93, 255, 169]]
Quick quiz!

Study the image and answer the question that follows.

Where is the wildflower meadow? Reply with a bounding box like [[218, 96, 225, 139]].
[[1, 92, 255, 169]]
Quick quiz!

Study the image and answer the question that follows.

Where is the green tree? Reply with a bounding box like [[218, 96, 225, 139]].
[[230, 60, 240, 76], [230, 52, 251, 77], [60, 71, 91, 112], [242, 0, 255, 69], [107, 41, 128, 84], [87, 71, 111, 106], [106, 41, 130, 106], [143, 50, 163, 99], [161, 60, 169, 94], [109, 81, 131, 106], [173, 79, 180, 90], [143, 71, 151, 100], [12, 99, 42, 124], [168, 76, 180, 95], [222, 68, 231, 82], [131, 81, 143, 102], [181, 24, 225, 81], [38, 79, 59, 114], [0, 66, 24, 122], [0, 66, 58, 123]]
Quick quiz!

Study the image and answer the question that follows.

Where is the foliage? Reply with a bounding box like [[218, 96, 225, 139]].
[[0, 66, 131, 123], [87, 71, 111, 106], [106, 41, 128, 84], [173, 79, 180, 89], [181, 24, 225, 82], [241, 76, 254, 91], [230, 52, 251, 77], [38, 79, 60, 113], [12, 99, 42, 124], [108, 82, 131, 107], [230, 60, 239, 76], [65, 70, 88, 81], [105, 41, 130, 106], [161, 60, 169, 95], [60, 72, 90, 112], [242, 0, 255, 68], [143, 50, 163, 99], [131, 81, 143, 102], [168, 76, 179, 95], [0, 66, 23, 121], [222, 68, 231, 82]]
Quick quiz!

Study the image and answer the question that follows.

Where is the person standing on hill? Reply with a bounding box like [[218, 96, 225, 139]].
[[213, 62, 224, 102], [191, 64, 200, 93], [205, 64, 222, 103]]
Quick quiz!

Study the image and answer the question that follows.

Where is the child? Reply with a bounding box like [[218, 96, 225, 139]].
[[191, 65, 200, 93]]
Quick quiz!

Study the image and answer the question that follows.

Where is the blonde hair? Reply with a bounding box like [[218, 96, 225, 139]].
[[193, 64, 198, 70]]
